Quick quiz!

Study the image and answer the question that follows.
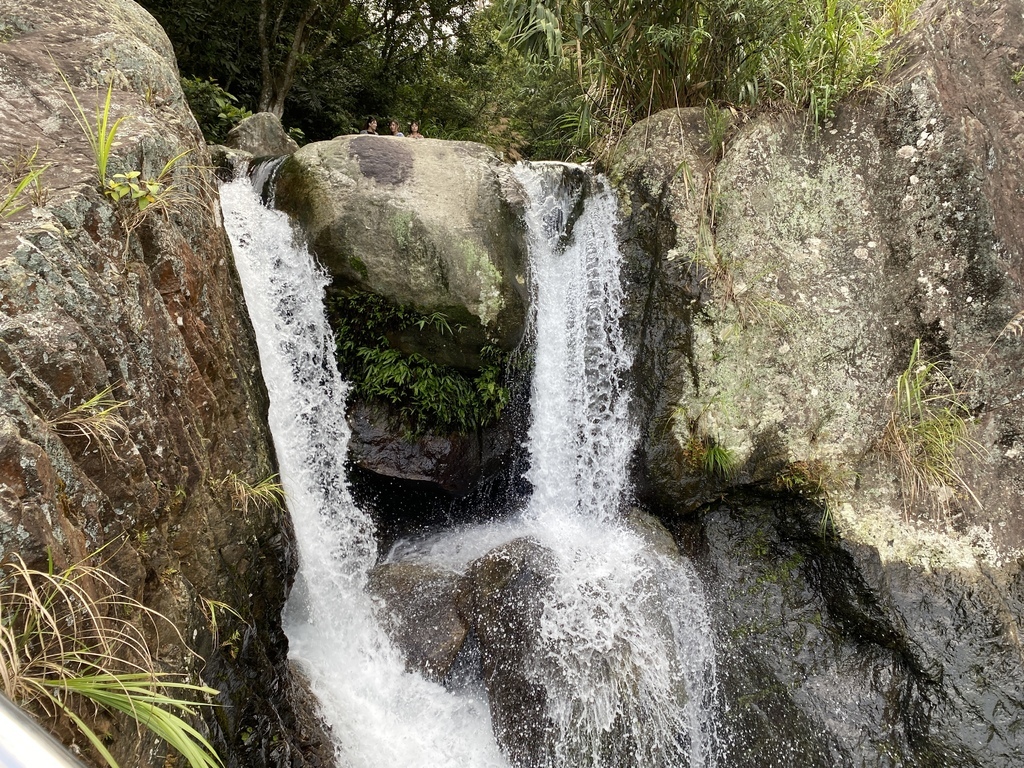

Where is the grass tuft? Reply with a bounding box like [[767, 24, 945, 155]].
[[1, 146, 48, 220], [44, 385, 130, 463], [0, 553, 223, 768], [684, 433, 739, 480], [218, 472, 286, 516], [773, 459, 854, 536], [879, 339, 983, 519]]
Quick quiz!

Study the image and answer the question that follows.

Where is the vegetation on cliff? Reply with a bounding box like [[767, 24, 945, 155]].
[[139, 0, 917, 157], [328, 291, 510, 433]]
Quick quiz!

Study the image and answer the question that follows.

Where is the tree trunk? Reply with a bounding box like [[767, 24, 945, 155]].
[[258, 0, 319, 116]]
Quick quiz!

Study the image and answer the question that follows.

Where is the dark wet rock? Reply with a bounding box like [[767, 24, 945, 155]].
[[346, 400, 518, 496], [0, 2, 330, 766], [458, 538, 557, 766], [208, 144, 254, 181], [225, 111, 299, 157], [680, 493, 1021, 767], [367, 561, 467, 681]]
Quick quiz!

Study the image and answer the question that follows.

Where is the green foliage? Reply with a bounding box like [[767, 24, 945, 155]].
[[880, 339, 982, 518], [499, 0, 920, 154], [103, 150, 192, 214], [0, 147, 47, 220], [683, 434, 739, 480], [0, 553, 222, 768], [766, 0, 901, 123], [703, 101, 730, 160], [328, 291, 510, 433], [180, 76, 253, 144]]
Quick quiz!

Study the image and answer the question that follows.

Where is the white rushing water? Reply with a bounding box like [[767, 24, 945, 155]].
[[394, 164, 720, 767], [222, 160, 718, 768], [220, 167, 508, 768]]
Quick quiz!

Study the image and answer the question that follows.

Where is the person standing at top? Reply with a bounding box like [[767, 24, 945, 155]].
[[408, 121, 424, 138], [359, 117, 378, 134], [388, 119, 404, 137]]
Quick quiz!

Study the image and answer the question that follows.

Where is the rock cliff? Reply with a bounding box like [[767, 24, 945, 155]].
[[0, 1, 330, 765], [612, 0, 1024, 764]]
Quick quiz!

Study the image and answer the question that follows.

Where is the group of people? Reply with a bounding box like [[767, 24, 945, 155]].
[[359, 117, 424, 138]]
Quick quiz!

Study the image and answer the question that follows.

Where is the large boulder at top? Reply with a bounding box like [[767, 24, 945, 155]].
[[275, 135, 529, 355], [0, 2, 329, 766]]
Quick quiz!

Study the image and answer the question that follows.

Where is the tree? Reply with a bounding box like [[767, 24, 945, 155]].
[[498, 0, 918, 151], [257, 0, 362, 116]]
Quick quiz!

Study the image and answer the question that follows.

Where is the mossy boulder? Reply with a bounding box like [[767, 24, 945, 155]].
[[275, 136, 529, 357], [613, 4, 1024, 558]]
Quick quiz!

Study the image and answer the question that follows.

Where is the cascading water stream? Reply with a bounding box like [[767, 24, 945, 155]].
[[394, 163, 720, 767], [221, 158, 719, 768], [220, 166, 508, 768]]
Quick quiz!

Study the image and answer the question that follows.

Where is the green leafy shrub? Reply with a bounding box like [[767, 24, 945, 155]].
[[180, 76, 253, 144], [328, 291, 510, 433]]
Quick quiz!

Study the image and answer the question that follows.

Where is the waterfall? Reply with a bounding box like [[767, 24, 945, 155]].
[[221, 159, 718, 768], [220, 169, 508, 768]]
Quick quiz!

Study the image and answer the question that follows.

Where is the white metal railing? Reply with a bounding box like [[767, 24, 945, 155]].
[[0, 693, 88, 768]]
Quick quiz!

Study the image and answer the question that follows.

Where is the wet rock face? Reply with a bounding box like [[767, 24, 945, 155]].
[[685, 497, 1024, 768], [0, 2, 330, 766], [367, 561, 467, 681], [457, 537, 557, 766]]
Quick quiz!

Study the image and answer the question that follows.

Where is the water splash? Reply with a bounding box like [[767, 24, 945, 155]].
[[220, 171, 508, 768], [396, 164, 720, 767]]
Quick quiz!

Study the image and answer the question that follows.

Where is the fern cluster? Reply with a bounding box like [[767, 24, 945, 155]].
[[328, 291, 510, 433]]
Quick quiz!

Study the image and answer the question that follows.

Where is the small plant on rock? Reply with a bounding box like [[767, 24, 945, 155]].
[[217, 472, 286, 517], [879, 339, 982, 519], [58, 67, 193, 236], [773, 459, 853, 536], [44, 385, 130, 463], [685, 434, 740, 480], [58, 73, 123, 193], [0, 146, 48, 220]]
